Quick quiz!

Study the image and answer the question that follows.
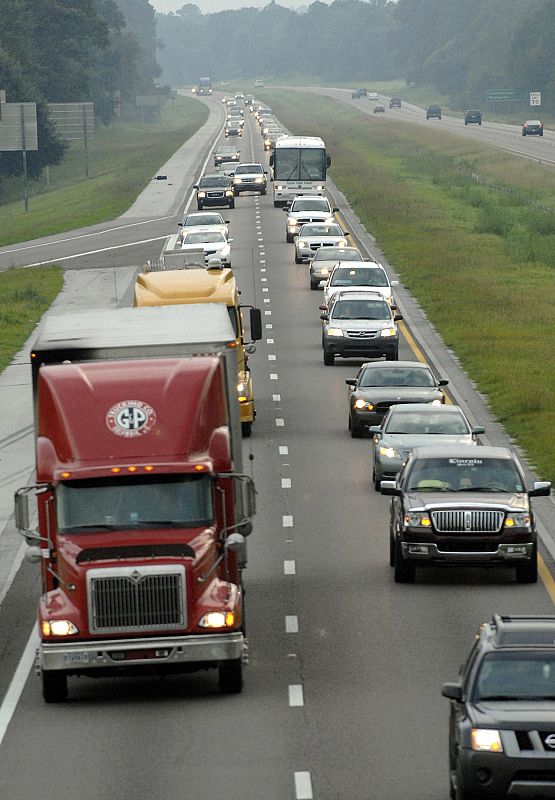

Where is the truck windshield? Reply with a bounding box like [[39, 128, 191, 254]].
[[274, 148, 326, 181], [57, 474, 213, 533]]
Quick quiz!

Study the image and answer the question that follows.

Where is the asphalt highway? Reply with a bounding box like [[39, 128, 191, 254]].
[[0, 99, 554, 800]]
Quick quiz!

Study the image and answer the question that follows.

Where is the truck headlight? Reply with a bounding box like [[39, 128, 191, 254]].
[[197, 191, 206, 198], [471, 729, 503, 753], [326, 328, 344, 337], [42, 620, 79, 637], [298, 240, 307, 248], [354, 398, 374, 410], [403, 512, 432, 527], [381, 327, 397, 337], [379, 446, 400, 459], [324, 216, 335, 224], [225, 190, 233, 196], [338, 239, 348, 247], [254, 177, 264, 183], [199, 611, 235, 628], [287, 219, 296, 228], [504, 512, 530, 528]]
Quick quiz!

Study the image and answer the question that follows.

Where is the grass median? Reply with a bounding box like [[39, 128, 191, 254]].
[[0, 96, 208, 248], [264, 90, 555, 481]]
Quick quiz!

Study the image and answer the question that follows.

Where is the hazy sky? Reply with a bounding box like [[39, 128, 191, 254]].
[[151, 0, 277, 11]]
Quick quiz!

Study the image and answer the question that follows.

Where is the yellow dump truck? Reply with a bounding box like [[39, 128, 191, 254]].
[[134, 262, 262, 436]]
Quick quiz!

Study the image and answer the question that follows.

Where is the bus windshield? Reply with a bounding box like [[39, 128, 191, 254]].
[[274, 147, 326, 182]]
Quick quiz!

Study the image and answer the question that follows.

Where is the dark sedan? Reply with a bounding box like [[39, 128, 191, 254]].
[[522, 119, 544, 136], [345, 361, 448, 438]]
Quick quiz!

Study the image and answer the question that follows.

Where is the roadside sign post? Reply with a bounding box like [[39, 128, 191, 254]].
[[20, 105, 29, 212], [0, 101, 38, 212]]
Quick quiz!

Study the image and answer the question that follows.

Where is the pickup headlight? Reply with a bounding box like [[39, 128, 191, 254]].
[[254, 177, 264, 183], [324, 216, 335, 224], [379, 446, 400, 459], [338, 239, 348, 247], [381, 327, 397, 338], [326, 328, 344, 337], [471, 729, 503, 753], [287, 218, 297, 228], [276, 184, 285, 190], [354, 399, 374, 410], [403, 511, 432, 528], [237, 381, 250, 402], [504, 512, 531, 528], [225, 190, 233, 196], [298, 240, 307, 248], [42, 620, 79, 637], [197, 191, 206, 198]]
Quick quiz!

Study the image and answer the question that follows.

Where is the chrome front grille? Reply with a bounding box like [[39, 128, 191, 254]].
[[207, 191, 224, 198], [346, 330, 377, 339], [431, 510, 504, 533], [87, 565, 186, 634]]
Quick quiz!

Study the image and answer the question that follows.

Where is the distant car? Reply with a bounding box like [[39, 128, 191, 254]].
[[309, 246, 363, 290], [244, 94, 254, 106], [214, 145, 240, 166], [217, 161, 238, 179], [322, 262, 398, 306], [367, 92, 379, 102], [369, 403, 482, 489], [194, 174, 235, 209], [374, 105, 386, 114], [389, 97, 401, 109], [321, 290, 402, 366], [464, 109, 482, 125], [264, 130, 285, 151], [442, 614, 555, 800], [179, 211, 229, 239], [285, 195, 337, 243], [254, 79, 264, 88], [180, 229, 232, 267], [522, 119, 543, 136], [352, 88, 367, 99], [345, 361, 448, 438], [295, 222, 349, 263], [426, 105, 442, 119], [227, 107, 244, 121], [224, 122, 242, 138], [232, 162, 267, 196]]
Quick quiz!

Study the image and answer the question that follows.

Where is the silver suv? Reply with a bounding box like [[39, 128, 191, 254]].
[[233, 163, 267, 196], [285, 195, 337, 242]]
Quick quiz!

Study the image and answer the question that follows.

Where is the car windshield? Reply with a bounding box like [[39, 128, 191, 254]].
[[313, 248, 361, 262], [292, 199, 330, 212], [235, 164, 263, 174], [473, 652, 555, 702], [216, 147, 237, 155], [385, 409, 469, 435], [332, 299, 390, 320], [302, 225, 342, 237], [183, 214, 223, 227], [359, 367, 435, 388], [184, 231, 225, 244], [331, 267, 388, 287], [199, 176, 229, 188], [57, 474, 213, 532], [406, 457, 524, 492]]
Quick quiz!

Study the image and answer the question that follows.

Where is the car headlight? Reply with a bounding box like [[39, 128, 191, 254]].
[[199, 611, 235, 629], [379, 446, 400, 459], [225, 190, 233, 196], [42, 620, 79, 637], [287, 219, 297, 228], [326, 328, 344, 337], [381, 327, 397, 337], [276, 185, 285, 190], [354, 398, 374, 410], [298, 240, 307, 248], [316, 185, 324, 190], [324, 216, 335, 224], [198, 191, 206, 198], [504, 512, 531, 528], [319, 267, 329, 275], [338, 239, 348, 247], [233, 178, 240, 184], [237, 381, 250, 402], [471, 729, 503, 753], [254, 177, 264, 183], [403, 511, 432, 527]]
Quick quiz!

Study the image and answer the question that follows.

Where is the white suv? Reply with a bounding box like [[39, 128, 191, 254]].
[[284, 195, 337, 242], [322, 262, 398, 305]]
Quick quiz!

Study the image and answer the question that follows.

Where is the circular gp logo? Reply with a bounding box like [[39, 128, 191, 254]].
[[106, 400, 156, 438]]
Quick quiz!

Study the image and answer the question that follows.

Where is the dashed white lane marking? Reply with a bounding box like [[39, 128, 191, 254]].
[[266, 322, 272, 329], [295, 771, 313, 800], [267, 338, 274, 344], [263, 287, 269, 292], [282, 478, 292, 488], [276, 418, 285, 427], [261, 277, 267, 282], [273, 394, 281, 401], [289, 685, 304, 707], [260, 250, 266, 255], [279, 445, 288, 455], [268, 354, 276, 360], [260, 259, 266, 264], [285, 615, 299, 633], [265, 310, 272, 316], [284, 560, 296, 575], [261, 266, 266, 271], [270, 373, 278, 379], [264, 298, 271, 304], [258, 237, 264, 242], [283, 515, 293, 527]]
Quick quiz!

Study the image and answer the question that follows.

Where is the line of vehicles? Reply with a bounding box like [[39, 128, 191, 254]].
[[261, 98, 555, 800]]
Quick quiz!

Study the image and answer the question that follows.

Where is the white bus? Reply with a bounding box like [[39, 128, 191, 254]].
[[270, 136, 331, 206]]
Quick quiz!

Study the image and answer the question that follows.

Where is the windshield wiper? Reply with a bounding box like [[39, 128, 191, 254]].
[[62, 524, 118, 532], [478, 695, 555, 702]]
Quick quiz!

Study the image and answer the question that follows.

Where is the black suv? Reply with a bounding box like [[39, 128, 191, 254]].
[[426, 105, 442, 119], [389, 97, 402, 109], [381, 445, 551, 583], [465, 109, 482, 125], [442, 615, 555, 800]]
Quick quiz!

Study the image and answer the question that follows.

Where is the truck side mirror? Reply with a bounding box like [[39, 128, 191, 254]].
[[249, 307, 263, 342], [438, 379, 449, 387], [326, 155, 332, 167], [441, 682, 463, 701], [380, 481, 401, 496], [394, 314, 404, 322], [345, 379, 356, 386], [529, 481, 551, 497], [14, 489, 30, 531]]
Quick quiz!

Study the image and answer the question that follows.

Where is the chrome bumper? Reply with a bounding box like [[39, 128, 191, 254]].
[[401, 542, 534, 562], [40, 632, 244, 672]]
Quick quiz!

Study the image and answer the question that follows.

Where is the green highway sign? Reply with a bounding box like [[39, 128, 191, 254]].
[[486, 89, 525, 102]]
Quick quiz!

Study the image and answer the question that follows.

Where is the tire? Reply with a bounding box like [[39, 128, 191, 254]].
[[42, 670, 68, 703], [310, 280, 319, 290], [219, 657, 243, 694], [464, 121, 468, 126], [453, 764, 477, 800], [350, 414, 363, 438], [233, 188, 239, 197], [323, 349, 335, 366], [261, 188, 266, 196], [515, 545, 538, 583], [295, 252, 303, 264], [389, 529, 395, 566], [540, 131, 544, 136], [522, 131, 526, 137], [241, 420, 253, 438], [286, 232, 294, 243], [229, 201, 235, 209], [385, 348, 399, 361], [373, 469, 381, 492], [197, 203, 203, 210], [393, 538, 416, 583]]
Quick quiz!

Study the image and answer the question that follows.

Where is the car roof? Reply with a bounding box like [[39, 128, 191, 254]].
[[388, 403, 463, 414], [334, 290, 385, 301], [184, 212, 225, 220], [410, 445, 512, 459], [292, 195, 330, 202], [331, 261, 382, 270], [361, 360, 431, 370], [485, 615, 555, 648]]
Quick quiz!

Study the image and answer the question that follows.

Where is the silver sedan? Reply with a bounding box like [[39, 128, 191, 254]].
[[294, 223, 349, 263]]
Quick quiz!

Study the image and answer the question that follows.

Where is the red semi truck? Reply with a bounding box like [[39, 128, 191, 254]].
[[15, 304, 256, 702]]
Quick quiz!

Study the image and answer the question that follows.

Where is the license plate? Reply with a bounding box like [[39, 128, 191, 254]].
[[63, 651, 90, 665]]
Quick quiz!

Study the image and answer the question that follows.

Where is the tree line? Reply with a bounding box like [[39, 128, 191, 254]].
[[156, 0, 555, 113], [0, 0, 161, 180]]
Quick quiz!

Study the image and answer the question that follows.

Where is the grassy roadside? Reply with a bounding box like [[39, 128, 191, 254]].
[[0, 267, 63, 371], [0, 96, 208, 248], [264, 89, 555, 481]]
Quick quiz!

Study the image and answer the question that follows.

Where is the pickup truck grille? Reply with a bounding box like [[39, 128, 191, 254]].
[[431, 510, 504, 533], [87, 566, 186, 634], [206, 191, 224, 198]]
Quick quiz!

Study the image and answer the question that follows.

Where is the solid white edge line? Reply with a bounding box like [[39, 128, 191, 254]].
[[0, 624, 38, 747], [294, 771, 313, 800], [22, 236, 169, 268]]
